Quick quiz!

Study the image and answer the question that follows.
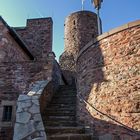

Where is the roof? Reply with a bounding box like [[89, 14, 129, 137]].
[[0, 16, 34, 60]]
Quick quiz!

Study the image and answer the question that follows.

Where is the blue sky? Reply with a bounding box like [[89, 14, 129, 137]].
[[0, 0, 140, 60]]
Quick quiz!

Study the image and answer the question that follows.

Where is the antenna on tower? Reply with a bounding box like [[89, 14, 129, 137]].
[[81, 0, 85, 11], [91, 0, 103, 35]]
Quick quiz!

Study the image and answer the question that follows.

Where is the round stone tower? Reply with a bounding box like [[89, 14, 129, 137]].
[[64, 10, 98, 55], [59, 11, 98, 85]]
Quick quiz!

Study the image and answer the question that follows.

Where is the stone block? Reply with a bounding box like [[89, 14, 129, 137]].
[[13, 120, 35, 140], [16, 112, 31, 124], [32, 99, 39, 105], [29, 104, 40, 114], [17, 100, 32, 109], [32, 138, 46, 140], [18, 95, 31, 101], [99, 134, 113, 140]]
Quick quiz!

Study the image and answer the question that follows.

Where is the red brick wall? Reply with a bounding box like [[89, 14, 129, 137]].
[[15, 18, 53, 60], [76, 21, 140, 138]]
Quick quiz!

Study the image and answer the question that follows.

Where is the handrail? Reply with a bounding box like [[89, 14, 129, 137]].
[[77, 94, 140, 136]]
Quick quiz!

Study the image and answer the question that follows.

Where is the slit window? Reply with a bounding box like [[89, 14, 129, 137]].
[[2, 106, 12, 122], [73, 20, 75, 25]]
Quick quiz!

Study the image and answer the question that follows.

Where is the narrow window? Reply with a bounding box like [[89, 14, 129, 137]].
[[92, 34, 94, 38], [2, 106, 12, 122], [73, 20, 75, 25]]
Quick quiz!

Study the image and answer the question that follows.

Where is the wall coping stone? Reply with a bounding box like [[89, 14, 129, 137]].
[[13, 80, 49, 140], [77, 19, 140, 61]]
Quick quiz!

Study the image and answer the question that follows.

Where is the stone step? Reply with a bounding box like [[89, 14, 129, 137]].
[[44, 111, 75, 116], [45, 106, 76, 110], [52, 96, 76, 100], [42, 85, 89, 139], [51, 96, 76, 99], [45, 126, 85, 136], [55, 93, 76, 96], [47, 104, 76, 109], [58, 85, 76, 89], [51, 100, 76, 104], [56, 90, 76, 94], [59, 86, 76, 89], [45, 116, 76, 121], [53, 94, 76, 97], [47, 133, 92, 140], [44, 120, 77, 127], [57, 89, 76, 92], [51, 98, 76, 102]]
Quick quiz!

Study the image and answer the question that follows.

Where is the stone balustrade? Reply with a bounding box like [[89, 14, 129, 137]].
[[13, 80, 50, 140]]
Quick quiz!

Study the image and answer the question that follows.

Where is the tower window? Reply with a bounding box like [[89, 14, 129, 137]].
[[92, 34, 94, 38], [2, 106, 12, 122], [73, 20, 76, 25]]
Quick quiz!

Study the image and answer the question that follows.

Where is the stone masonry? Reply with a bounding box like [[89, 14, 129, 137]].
[[0, 9, 140, 140], [15, 18, 53, 60], [59, 11, 98, 84], [0, 19, 30, 62], [0, 16, 57, 140], [14, 80, 49, 140], [76, 20, 140, 139]]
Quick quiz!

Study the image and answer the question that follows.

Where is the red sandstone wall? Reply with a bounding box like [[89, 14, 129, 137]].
[[0, 59, 54, 140], [59, 11, 98, 84], [0, 21, 30, 62], [64, 11, 98, 54], [0, 17, 56, 140], [76, 20, 140, 139], [15, 18, 53, 60], [0, 60, 53, 99]]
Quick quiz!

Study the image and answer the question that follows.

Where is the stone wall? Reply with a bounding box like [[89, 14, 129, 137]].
[[0, 60, 53, 99], [0, 16, 59, 140], [14, 80, 49, 140], [0, 58, 54, 140], [0, 20, 30, 62], [13, 59, 63, 140], [59, 11, 98, 84], [64, 10, 98, 54], [15, 18, 53, 60], [76, 20, 140, 139]]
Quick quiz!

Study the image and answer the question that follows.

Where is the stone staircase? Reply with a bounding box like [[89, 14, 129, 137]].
[[42, 85, 93, 140]]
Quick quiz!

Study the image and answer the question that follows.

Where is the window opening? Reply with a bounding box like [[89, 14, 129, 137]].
[[2, 106, 12, 122]]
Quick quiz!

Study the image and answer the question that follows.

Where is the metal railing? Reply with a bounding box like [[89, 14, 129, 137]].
[[78, 94, 140, 136]]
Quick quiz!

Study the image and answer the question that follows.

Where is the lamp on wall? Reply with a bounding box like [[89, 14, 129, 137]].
[[91, 0, 103, 35]]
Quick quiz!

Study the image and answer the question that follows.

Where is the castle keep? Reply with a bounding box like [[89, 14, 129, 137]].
[[60, 11, 98, 84], [0, 10, 140, 140]]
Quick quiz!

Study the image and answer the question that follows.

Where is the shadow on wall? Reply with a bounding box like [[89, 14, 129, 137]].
[[80, 100, 140, 139], [59, 51, 77, 85], [76, 38, 140, 139]]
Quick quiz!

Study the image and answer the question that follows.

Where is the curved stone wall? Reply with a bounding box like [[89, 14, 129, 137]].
[[76, 20, 140, 139], [13, 81, 49, 140]]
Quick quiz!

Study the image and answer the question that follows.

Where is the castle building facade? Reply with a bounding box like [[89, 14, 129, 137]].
[[0, 10, 140, 140]]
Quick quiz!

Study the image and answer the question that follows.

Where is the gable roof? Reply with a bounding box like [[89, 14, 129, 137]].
[[0, 16, 34, 60]]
